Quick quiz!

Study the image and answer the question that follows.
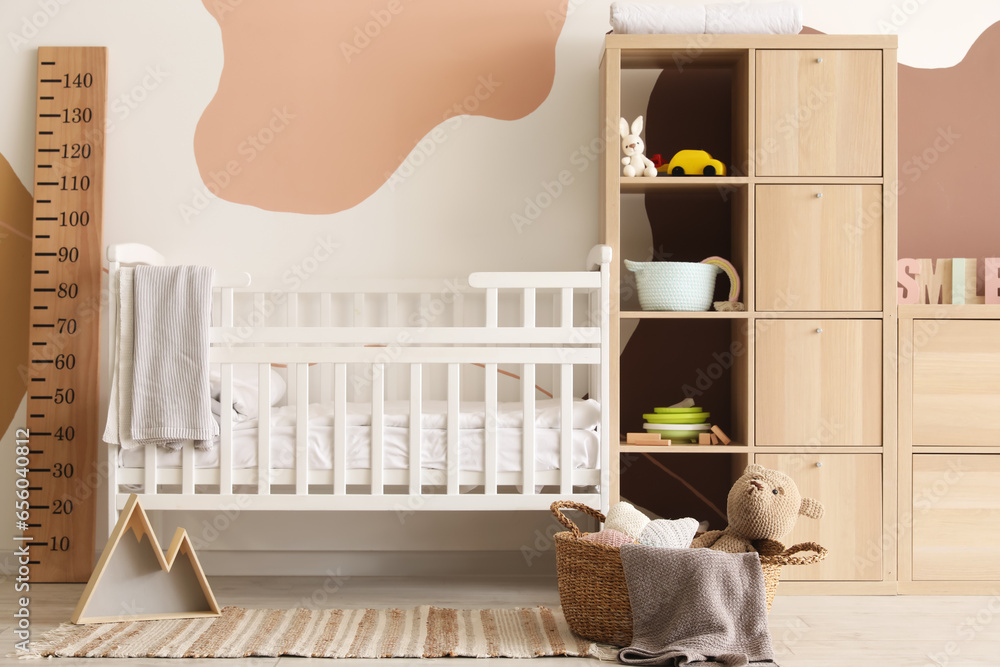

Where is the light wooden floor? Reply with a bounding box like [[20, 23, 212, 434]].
[[3, 576, 999, 665]]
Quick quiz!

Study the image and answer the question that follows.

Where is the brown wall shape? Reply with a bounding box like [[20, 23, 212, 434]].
[[898, 21, 1000, 259], [0, 152, 33, 433], [195, 0, 567, 215]]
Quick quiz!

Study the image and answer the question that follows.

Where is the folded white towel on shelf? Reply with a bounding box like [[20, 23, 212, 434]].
[[128, 265, 217, 449], [610, 2, 802, 35]]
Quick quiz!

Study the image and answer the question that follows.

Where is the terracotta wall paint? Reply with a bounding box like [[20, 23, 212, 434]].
[[0, 151, 32, 431], [194, 0, 567, 214], [898, 20, 1000, 259]]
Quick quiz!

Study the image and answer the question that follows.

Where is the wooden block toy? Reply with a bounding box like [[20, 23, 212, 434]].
[[710, 425, 731, 445], [917, 258, 951, 304], [626, 432, 663, 444], [710, 433, 720, 445], [698, 433, 712, 445], [987, 258, 1000, 304], [897, 258, 920, 304]]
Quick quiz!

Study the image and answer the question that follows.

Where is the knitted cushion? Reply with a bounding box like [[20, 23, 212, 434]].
[[638, 517, 700, 548], [604, 501, 651, 540], [581, 528, 634, 548]]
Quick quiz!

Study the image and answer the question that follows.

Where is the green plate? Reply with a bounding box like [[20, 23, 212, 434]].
[[652, 407, 703, 414], [643, 412, 710, 424], [643, 427, 708, 439]]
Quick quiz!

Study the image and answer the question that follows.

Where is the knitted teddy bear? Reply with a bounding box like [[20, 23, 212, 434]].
[[690, 464, 824, 554]]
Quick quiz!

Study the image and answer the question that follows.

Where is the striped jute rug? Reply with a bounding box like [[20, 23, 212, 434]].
[[26, 606, 604, 659]]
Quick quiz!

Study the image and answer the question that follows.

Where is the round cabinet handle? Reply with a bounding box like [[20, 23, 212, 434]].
[[816, 57, 824, 63], [816, 192, 823, 198], [815, 328, 823, 333], [816, 462, 824, 468]]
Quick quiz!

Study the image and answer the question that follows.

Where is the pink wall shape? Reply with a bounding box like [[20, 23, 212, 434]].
[[194, 0, 567, 215], [898, 21, 1000, 260]]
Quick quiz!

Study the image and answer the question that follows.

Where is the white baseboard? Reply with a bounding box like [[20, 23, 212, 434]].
[[197, 549, 557, 577]]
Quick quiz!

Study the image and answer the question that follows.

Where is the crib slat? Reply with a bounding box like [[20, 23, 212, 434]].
[[253, 292, 266, 325], [334, 363, 347, 495], [447, 363, 460, 495], [143, 446, 157, 495], [258, 363, 271, 495], [352, 293, 365, 402], [522, 288, 536, 328], [484, 362, 498, 495], [220, 287, 234, 329], [522, 363, 535, 494], [182, 441, 195, 495], [486, 288, 498, 328], [560, 364, 573, 494], [561, 287, 573, 327], [296, 364, 309, 495], [321, 293, 333, 402], [386, 293, 399, 401], [409, 364, 422, 496], [287, 293, 299, 405], [219, 362, 234, 494], [371, 362, 384, 495]]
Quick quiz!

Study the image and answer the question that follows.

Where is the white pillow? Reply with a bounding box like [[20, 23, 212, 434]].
[[210, 364, 287, 418], [638, 517, 700, 549]]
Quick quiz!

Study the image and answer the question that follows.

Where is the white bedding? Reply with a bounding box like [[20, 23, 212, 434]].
[[119, 399, 601, 472]]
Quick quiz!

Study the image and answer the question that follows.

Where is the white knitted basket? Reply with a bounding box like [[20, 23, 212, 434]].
[[624, 260, 721, 311]]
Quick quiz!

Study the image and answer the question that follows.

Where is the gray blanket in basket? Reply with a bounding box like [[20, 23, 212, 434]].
[[618, 545, 778, 667]]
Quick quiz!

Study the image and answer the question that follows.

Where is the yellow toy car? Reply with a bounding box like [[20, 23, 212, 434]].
[[662, 150, 726, 176]]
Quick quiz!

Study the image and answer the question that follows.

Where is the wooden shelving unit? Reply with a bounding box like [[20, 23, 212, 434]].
[[599, 34, 898, 594]]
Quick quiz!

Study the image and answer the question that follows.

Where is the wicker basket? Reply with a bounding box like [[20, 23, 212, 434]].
[[551, 501, 827, 646], [624, 259, 720, 311]]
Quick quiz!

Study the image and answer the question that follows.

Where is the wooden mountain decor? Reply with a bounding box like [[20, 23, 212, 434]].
[[71, 494, 220, 624]]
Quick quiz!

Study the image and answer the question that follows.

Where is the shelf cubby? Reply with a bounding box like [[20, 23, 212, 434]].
[[620, 452, 747, 531]]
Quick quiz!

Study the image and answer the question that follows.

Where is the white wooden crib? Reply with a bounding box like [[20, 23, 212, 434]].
[[105, 243, 611, 533]]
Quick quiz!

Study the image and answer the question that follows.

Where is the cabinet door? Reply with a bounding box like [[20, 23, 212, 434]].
[[756, 319, 882, 446], [912, 455, 1000, 580], [756, 185, 882, 311], [756, 453, 882, 581], [756, 50, 882, 176], [912, 320, 1000, 446]]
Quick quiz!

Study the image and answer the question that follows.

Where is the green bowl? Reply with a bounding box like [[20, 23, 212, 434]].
[[652, 407, 703, 414], [643, 428, 709, 439], [643, 412, 710, 424]]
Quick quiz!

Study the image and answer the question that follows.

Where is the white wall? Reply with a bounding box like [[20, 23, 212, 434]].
[[2, 0, 999, 575]]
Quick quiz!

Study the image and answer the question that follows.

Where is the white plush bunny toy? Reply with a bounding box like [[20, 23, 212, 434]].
[[620, 116, 657, 178]]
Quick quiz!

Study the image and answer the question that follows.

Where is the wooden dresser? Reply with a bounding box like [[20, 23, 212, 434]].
[[898, 305, 1000, 594]]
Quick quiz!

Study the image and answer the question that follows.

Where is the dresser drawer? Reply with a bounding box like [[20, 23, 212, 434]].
[[756, 185, 882, 312], [756, 319, 882, 446], [756, 453, 883, 581], [756, 49, 882, 176], [912, 454, 1000, 580], [912, 320, 1000, 446]]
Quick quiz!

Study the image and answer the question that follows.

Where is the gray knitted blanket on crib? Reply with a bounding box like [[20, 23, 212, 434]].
[[130, 265, 217, 449], [618, 545, 778, 667]]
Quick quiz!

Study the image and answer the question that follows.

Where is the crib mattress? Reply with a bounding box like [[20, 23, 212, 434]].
[[119, 399, 601, 472]]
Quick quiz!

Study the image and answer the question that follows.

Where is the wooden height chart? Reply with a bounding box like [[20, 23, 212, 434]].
[[26, 47, 107, 583]]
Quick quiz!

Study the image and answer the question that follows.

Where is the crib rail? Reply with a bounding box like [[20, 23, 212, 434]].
[[106, 244, 611, 529]]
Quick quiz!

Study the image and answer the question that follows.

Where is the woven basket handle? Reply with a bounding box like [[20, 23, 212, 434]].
[[550, 501, 606, 539], [767, 541, 828, 567]]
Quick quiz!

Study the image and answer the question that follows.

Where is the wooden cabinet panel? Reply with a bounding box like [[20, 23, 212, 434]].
[[756, 50, 882, 176], [912, 455, 1000, 580], [912, 320, 1000, 446], [756, 320, 882, 445], [756, 185, 882, 311], [756, 453, 882, 581]]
